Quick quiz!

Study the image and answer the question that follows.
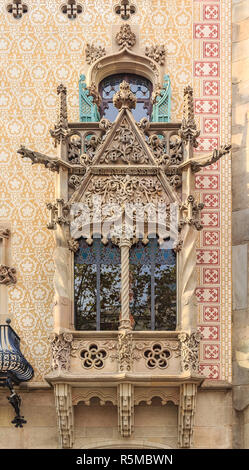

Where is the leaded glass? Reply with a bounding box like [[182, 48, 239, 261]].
[[75, 238, 121, 331], [99, 74, 153, 121], [129, 239, 176, 331]]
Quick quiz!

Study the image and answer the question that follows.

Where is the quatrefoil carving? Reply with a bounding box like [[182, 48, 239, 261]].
[[144, 343, 171, 369], [7, 1, 28, 19], [114, 0, 136, 20], [80, 344, 107, 369]]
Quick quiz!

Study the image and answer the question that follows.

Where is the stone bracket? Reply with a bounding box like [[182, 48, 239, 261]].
[[54, 383, 74, 449], [118, 383, 134, 437], [178, 383, 197, 448]]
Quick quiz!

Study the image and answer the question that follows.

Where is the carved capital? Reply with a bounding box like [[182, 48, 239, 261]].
[[0, 265, 17, 286]]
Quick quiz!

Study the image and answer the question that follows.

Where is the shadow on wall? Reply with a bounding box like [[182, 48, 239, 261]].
[[81, 440, 173, 449]]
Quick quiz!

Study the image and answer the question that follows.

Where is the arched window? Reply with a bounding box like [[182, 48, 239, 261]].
[[99, 73, 153, 121]]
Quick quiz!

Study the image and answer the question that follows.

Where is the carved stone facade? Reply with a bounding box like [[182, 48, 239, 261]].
[[0, 0, 234, 451]]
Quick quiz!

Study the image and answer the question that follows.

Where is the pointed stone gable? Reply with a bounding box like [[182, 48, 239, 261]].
[[70, 106, 181, 207], [91, 107, 157, 167]]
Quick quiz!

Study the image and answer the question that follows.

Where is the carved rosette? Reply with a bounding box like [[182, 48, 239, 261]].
[[178, 331, 202, 374], [50, 332, 73, 372], [0, 265, 17, 286], [116, 24, 136, 49]]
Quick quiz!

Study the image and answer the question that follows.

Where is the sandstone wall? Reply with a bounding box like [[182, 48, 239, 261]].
[[232, 0, 249, 449]]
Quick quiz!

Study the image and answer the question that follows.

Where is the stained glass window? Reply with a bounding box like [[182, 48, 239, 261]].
[[74, 238, 121, 331], [99, 73, 153, 122], [129, 239, 176, 331]]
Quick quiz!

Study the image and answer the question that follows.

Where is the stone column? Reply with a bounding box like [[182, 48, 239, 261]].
[[119, 237, 132, 331]]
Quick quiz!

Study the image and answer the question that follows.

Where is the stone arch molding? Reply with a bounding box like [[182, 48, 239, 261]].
[[86, 46, 163, 89], [81, 439, 174, 449]]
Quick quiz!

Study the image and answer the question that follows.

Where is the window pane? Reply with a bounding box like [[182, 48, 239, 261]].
[[74, 238, 121, 331], [99, 73, 153, 122], [129, 240, 176, 331]]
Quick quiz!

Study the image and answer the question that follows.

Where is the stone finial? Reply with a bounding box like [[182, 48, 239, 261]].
[[50, 84, 69, 146], [113, 81, 137, 111], [178, 85, 200, 148], [116, 24, 136, 50]]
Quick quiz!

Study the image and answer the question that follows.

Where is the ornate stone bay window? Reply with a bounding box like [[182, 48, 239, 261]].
[[17, 26, 230, 449]]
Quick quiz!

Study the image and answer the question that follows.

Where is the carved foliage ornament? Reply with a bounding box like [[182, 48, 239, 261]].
[[7, 1, 28, 19], [50, 333, 73, 372], [116, 24, 136, 50], [145, 45, 166, 66], [85, 43, 106, 65]]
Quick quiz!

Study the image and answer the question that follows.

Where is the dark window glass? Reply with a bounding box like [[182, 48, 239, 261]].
[[74, 238, 121, 331], [99, 73, 153, 121], [129, 239, 176, 331]]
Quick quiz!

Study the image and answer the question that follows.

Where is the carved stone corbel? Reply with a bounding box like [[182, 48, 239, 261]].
[[178, 383, 197, 448], [118, 383, 134, 437], [54, 383, 74, 449]]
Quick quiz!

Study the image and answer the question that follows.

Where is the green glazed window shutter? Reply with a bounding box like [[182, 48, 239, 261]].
[[79, 74, 100, 122], [151, 74, 171, 123]]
